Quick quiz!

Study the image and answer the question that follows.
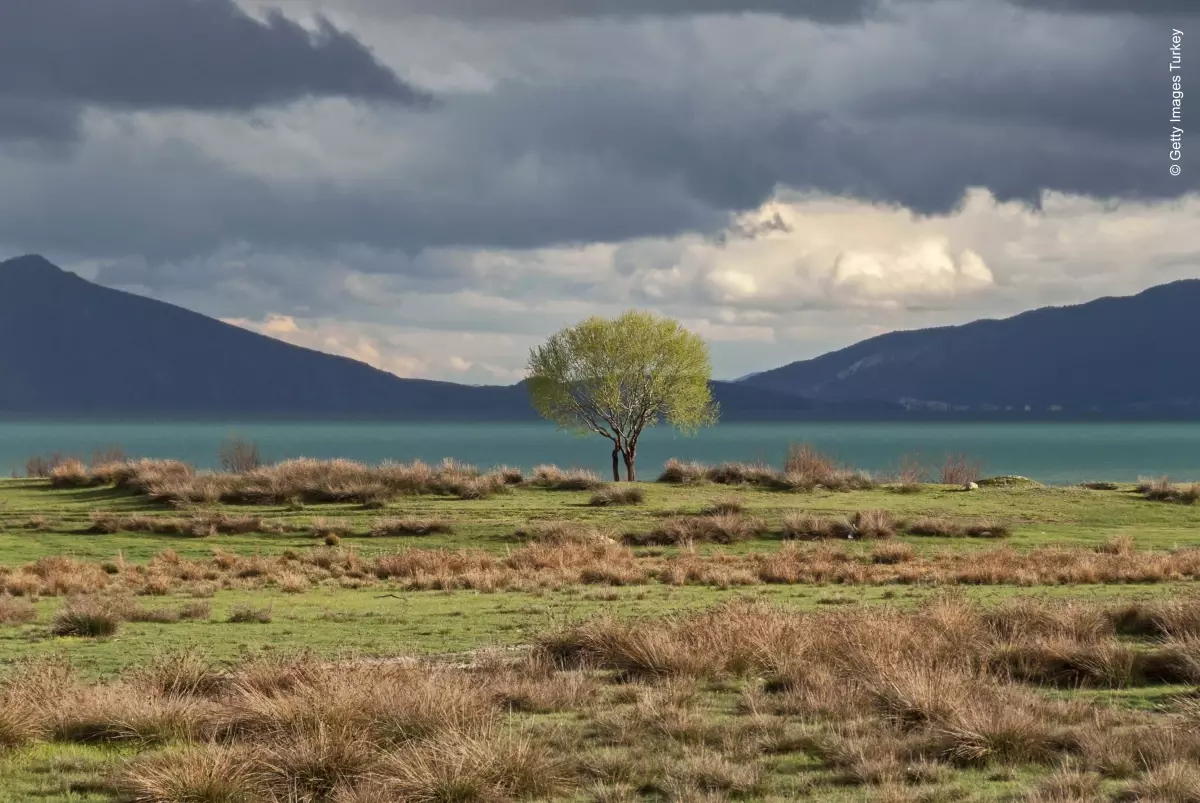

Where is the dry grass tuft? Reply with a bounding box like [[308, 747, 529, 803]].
[[218, 437, 262, 473], [531, 465, 604, 491], [57, 457, 516, 505], [699, 496, 744, 516], [311, 518, 356, 541], [1138, 476, 1200, 505], [871, 541, 916, 565], [49, 459, 103, 489], [9, 595, 1200, 800], [888, 454, 930, 493], [903, 517, 1011, 538], [658, 458, 710, 485], [1118, 761, 1200, 802], [227, 605, 273, 624], [0, 593, 37, 626], [626, 512, 767, 546], [589, 486, 646, 507], [513, 521, 616, 547], [369, 517, 454, 537], [23, 452, 73, 479], [380, 732, 567, 802], [940, 454, 984, 485], [121, 746, 254, 803], [783, 444, 876, 492], [659, 444, 874, 492], [89, 511, 285, 537], [51, 597, 121, 638], [779, 512, 855, 540]]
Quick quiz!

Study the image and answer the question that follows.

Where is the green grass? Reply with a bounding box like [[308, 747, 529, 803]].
[[4, 476, 1199, 676], [2, 473, 1200, 801], [3, 478, 1199, 565], [0, 743, 126, 803], [1, 582, 1193, 679]]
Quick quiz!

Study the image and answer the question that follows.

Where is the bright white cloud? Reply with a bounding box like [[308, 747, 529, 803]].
[[192, 187, 1200, 382]]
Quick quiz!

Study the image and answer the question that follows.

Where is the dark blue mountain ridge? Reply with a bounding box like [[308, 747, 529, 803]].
[[0, 255, 832, 420], [742, 279, 1200, 412]]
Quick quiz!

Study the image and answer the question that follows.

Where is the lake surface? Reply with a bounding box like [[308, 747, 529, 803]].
[[3, 421, 1200, 485]]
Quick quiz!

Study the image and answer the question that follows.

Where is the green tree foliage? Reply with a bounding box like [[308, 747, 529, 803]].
[[526, 311, 718, 481]]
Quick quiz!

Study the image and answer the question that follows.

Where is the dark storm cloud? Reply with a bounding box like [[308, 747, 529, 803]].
[[0, 0, 1194, 267], [0, 96, 81, 143], [342, 0, 1200, 20], [0, 0, 431, 142], [348, 0, 881, 23], [1008, 0, 1200, 14]]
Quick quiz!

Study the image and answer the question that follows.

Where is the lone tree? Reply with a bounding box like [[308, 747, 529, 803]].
[[527, 311, 718, 481]]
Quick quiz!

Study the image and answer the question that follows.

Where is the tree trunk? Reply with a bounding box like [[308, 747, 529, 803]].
[[623, 449, 637, 482], [611, 445, 621, 482]]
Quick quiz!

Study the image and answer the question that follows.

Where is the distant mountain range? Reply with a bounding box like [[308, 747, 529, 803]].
[[2, 254, 1197, 420], [0, 255, 839, 421], [741, 279, 1200, 413]]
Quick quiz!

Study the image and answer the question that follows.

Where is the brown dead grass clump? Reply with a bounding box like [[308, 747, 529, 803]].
[[7, 539, 1200, 601], [706, 461, 788, 489], [1138, 476, 1200, 505], [121, 746, 255, 803], [513, 522, 616, 546], [51, 458, 117, 488], [227, 605, 273, 624], [538, 597, 1200, 788], [588, 486, 646, 507], [51, 597, 121, 638], [23, 452, 74, 479], [903, 517, 1011, 538], [871, 541, 916, 565], [625, 512, 767, 546], [55, 457, 516, 505], [310, 518, 356, 541], [887, 454, 930, 494], [780, 512, 854, 541], [940, 454, 984, 485], [7, 597, 1200, 801], [108, 655, 566, 802], [88, 511, 286, 537], [783, 443, 876, 492], [659, 445, 874, 492], [657, 458, 710, 485], [0, 594, 37, 626], [530, 465, 604, 491], [369, 517, 454, 537], [218, 437, 263, 473], [780, 510, 895, 540], [699, 496, 745, 516]]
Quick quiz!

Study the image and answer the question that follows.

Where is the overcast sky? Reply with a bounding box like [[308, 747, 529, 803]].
[[2, 0, 1197, 382]]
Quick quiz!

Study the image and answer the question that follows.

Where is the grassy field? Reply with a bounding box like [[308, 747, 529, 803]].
[[1, 456, 1199, 802]]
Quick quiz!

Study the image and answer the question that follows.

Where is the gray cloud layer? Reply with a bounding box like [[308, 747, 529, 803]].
[[343, 0, 1200, 20], [3, 1, 1189, 264], [1, 0, 1197, 385], [348, 0, 880, 22], [1009, 0, 1200, 13], [0, 0, 430, 141]]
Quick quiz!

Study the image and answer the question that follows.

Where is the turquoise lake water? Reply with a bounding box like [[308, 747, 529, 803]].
[[3, 421, 1200, 485]]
